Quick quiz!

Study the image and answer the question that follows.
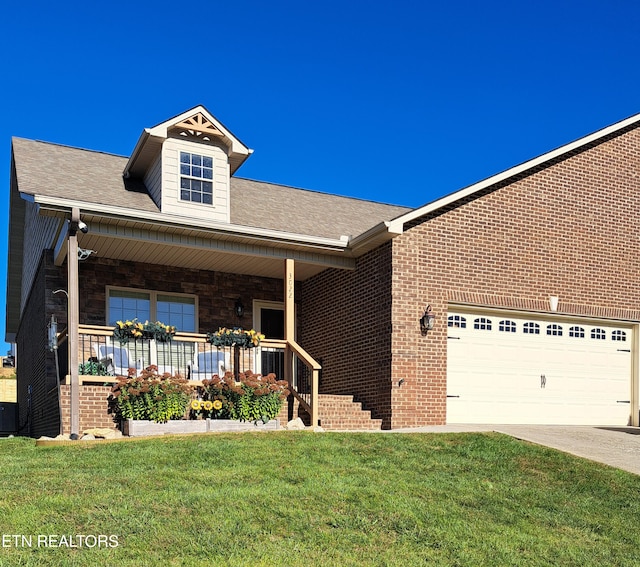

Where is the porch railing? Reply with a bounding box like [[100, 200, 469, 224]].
[[58, 325, 321, 427]]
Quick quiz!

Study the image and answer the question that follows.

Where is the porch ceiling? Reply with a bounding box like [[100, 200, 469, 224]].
[[71, 214, 355, 280], [76, 232, 334, 280]]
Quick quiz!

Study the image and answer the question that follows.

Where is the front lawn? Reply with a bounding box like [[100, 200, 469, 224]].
[[0, 432, 638, 566]]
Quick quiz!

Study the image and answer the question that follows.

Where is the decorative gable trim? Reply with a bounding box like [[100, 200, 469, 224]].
[[124, 105, 253, 179], [172, 112, 224, 140]]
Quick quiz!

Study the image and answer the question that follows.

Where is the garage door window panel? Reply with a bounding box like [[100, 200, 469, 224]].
[[612, 330, 627, 342], [591, 328, 606, 340], [569, 326, 585, 338], [448, 315, 467, 328], [547, 324, 563, 336], [499, 320, 516, 332], [523, 322, 540, 335], [474, 318, 492, 330]]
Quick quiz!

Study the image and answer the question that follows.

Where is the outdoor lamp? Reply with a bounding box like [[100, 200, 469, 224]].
[[420, 305, 436, 334], [234, 299, 245, 318]]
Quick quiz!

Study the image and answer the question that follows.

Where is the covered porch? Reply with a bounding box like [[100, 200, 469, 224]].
[[52, 203, 365, 436]]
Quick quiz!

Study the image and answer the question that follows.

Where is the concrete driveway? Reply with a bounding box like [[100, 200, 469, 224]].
[[392, 424, 640, 476]]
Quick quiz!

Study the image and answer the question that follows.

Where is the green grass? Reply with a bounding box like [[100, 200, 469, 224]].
[[0, 432, 638, 566]]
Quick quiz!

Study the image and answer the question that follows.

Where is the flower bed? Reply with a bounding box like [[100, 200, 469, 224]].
[[193, 371, 289, 423], [109, 366, 289, 436], [109, 366, 192, 423]]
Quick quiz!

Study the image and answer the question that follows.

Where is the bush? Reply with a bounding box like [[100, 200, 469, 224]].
[[79, 360, 110, 376], [109, 366, 193, 423], [195, 371, 289, 423]]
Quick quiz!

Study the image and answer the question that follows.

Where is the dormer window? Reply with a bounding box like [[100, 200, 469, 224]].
[[180, 151, 213, 204]]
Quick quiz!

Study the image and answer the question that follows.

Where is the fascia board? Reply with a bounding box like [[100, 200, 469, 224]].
[[348, 220, 404, 255], [395, 112, 640, 226], [31, 195, 351, 252]]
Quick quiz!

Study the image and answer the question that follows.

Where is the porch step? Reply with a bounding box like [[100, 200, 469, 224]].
[[317, 394, 383, 431]]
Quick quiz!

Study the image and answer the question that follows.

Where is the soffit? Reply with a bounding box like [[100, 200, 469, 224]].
[[67, 212, 356, 280], [75, 231, 331, 281]]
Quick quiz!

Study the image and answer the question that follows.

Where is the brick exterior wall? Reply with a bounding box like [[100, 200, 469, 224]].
[[300, 245, 394, 428], [59, 384, 117, 432], [16, 250, 67, 438], [301, 123, 640, 429], [390, 123, 640, 427], [78, 257, 285, 332]]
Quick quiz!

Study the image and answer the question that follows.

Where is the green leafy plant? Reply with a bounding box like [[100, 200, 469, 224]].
[[113, 319, 177, 345], [196, 371, 289, 422], [78, 360, 110, 376], [109, 366, 193, 422], [206, 327, 265, 349]]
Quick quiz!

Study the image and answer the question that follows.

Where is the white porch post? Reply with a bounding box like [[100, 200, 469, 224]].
[[283, 259, 295, 392], [284, 258, 295, 343], [68, 208, 80, 438]]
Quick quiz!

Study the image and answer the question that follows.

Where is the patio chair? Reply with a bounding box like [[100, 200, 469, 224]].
[[94, 344, 145, 377], [187, 349, 229, 381]]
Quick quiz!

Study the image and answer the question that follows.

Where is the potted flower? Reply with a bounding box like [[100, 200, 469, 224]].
[[206, 327, 264, 348], [113, 319, 177, 345]]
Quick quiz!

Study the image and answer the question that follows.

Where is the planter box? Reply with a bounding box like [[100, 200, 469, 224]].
[[123, 419, 280, 437], [123, 420, 208, 437]]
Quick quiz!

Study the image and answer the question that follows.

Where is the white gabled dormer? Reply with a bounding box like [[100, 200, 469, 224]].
[[123, 106, 252, 223]]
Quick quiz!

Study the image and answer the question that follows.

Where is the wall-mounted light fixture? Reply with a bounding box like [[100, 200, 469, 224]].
[[420, 305, 436, 334], [234, 299, 245, 319]]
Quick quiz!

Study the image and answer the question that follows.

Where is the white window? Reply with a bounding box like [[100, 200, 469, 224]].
[[591, 328, 606, 340], [107, 287, 197, 332], [523, 322, 540, 335], [180, 151, 213, 205]]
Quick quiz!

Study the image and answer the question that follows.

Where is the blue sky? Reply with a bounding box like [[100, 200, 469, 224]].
[[1, 0, 639, 352]]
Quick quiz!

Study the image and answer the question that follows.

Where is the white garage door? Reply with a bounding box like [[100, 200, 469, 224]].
[[447, 310, 632, 425]]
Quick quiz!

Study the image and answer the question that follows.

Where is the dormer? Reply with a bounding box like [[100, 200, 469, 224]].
[[123, 106, 252, 223]]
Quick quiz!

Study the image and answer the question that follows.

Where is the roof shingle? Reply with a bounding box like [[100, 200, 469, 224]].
[[12, 138, 411, 240]]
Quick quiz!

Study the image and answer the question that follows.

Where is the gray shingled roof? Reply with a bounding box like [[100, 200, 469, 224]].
[[12, 138, 411, 240], [230, 178, 410, 239], [11, 138, 159, 213]]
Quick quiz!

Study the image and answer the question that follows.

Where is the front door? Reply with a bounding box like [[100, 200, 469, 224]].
[[254, 301, 285, 377]]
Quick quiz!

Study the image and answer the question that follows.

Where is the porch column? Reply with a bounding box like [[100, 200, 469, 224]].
[[283, 259, 295, 389], [284, 258, 295, 342], [68, 208, 80, 438]]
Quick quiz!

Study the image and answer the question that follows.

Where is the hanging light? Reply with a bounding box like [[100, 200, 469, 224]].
[[234, 299, 245, 319], [420, 305, 436, 334]]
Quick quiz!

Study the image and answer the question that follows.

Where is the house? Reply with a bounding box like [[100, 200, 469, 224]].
[[6, 106, 640, 437]]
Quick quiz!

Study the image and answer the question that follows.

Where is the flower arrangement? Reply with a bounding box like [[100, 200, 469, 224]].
[[206, 327, 265, 349], [113, 319, 177, 345], [194, 370, 289, 422], [109, 366, 193, 423]]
